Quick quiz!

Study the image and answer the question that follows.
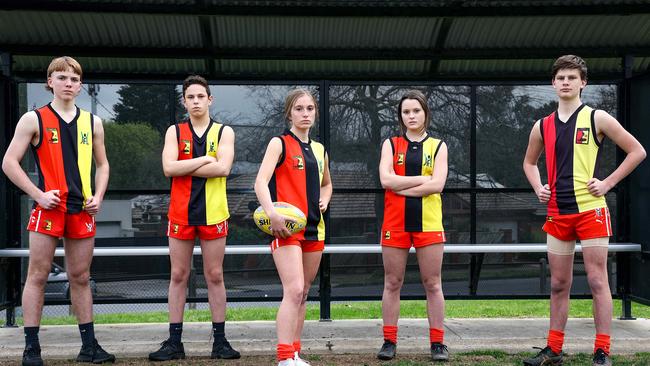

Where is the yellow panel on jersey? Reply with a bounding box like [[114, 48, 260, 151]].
[[572, 106, 606, 212], [204, 123, 230, 224], [421, 137, 444, 232], [309, 140, 326, 241], [76, 110, 94, 204]]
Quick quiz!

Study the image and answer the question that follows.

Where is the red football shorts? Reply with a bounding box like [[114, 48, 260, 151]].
[[270, 237, 324, 253], [167, 220, 229, 240], [27, 206, 96, 239], [543, 207, 612, 241], [381, 230, 446, 248]]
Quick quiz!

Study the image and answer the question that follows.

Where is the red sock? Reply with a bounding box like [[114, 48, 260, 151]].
[[383, 325, 398, 344], [546, 329, 564, 354], [429, 328, 444, 344], [276, 343, 295, 361], [594, 333, 611, 355], [292, 340, 301, 354]]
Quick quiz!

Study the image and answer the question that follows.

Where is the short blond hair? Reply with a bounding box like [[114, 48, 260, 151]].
[[45, 56, 82, 92]]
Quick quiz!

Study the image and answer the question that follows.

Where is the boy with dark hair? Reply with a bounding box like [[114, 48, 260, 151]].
[[522, 55, 646, 366], [148, 75, 240, 361]]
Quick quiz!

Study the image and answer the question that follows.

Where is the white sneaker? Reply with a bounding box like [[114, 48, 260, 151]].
[[278, 359, 296, 366], [294, 351, 311, 366]]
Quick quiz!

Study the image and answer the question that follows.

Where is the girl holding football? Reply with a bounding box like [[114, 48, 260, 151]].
[[254, 88, 332, 366]]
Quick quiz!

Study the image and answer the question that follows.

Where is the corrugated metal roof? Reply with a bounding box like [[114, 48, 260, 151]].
[[13, 56, 207, 75], [219, 60, 430, 77], [438, 58, 629, 76], [0, 11, 202, 48], [445, 15, 650, 49], [2, 2, 649, 79], [212, 16, 443, 49]]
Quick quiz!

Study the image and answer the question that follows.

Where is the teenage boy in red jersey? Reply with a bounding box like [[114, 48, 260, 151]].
[[523, 55, 646, 366], [2, 56, 113, 366]]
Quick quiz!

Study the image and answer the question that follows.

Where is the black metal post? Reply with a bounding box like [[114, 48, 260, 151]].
[[469, 86, 479, 295], [318, 80, 332, 321], [616, 252, 635, 320]]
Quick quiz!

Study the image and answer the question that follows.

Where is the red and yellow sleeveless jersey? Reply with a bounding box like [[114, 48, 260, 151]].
[[32, 104, 94, 213], [541, 104, 606, 216], [269, 130, 326, 241], [168, 120, 229, 225], [382, 135, 444, 232]]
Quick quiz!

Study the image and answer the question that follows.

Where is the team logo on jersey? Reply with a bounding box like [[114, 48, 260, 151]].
[[47, 128, 59, 144], [172, 224, 179, 234], [546, 216, 553, 222], [43, 220, 52, 231], [384, 231, 391, 240], [292, 155, 304, 170], [80, 132, 89, 145], [576, 128, 590, 144], [182, 140, 191, 155], [397, 153, 405, 165], [423, 154, 432, 168], [208, 141, 215, 153], [318, 159, 324, 174]]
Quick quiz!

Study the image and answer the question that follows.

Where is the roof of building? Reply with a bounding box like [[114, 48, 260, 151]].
[[2, 1, 649, 80]]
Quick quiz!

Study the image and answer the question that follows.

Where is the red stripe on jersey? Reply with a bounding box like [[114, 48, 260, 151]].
[[168, 123, 193, 223], [271, 134, 309, 240], [383, 137, 407, 230], [33, 106, 69, 211], [542, 113, 560, 216]]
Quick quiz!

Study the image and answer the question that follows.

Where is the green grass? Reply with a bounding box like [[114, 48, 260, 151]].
[[3, 299, 650, 326]]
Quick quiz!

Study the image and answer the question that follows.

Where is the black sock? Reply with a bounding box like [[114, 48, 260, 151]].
[[169, 322, 183, 343], [78, 322, 95, 347], [212, 321, 225, 341], [24, 326, 40, 348]]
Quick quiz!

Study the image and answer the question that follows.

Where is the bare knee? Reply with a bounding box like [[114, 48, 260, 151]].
[[301, 282, 313, 304], [587, 272, 610, 294], [26, 266, 50, 289], [170, 267, 190, 285], [550, 276, 572, 295], [421, 275, 442, 295], [204, 267, 224, 286], [384, 275, 404, 293], [67, 269, 90, 288], [283, 283, 304, 305]]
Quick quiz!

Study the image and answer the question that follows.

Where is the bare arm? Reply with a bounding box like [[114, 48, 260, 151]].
[[587, 110, 647, 196], [395, 142, 448, 197], [523, 121, 551, 203], [1, 112, 61, 209], [161, 125, 214, 177], [319, 153, 333, 212], [192, 126, 235, 178], [253, 137, 291, 238], [84, 116, 110, 215], [378, 139, 428, 191]]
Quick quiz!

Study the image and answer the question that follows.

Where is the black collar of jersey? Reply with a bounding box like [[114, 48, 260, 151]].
[[554, 103, 586, 125], [47, 103, 81, 126], [403, 133, 430, 144], [284, 128, 312, 145], [187, 118, 216, 143]]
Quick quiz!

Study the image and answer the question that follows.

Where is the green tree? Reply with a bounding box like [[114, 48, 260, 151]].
[[103, 122, 168, 189], [113, 84, 184, 136]]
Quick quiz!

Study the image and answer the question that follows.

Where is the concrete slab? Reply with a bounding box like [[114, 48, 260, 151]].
[[1, 318, 649, 360]]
